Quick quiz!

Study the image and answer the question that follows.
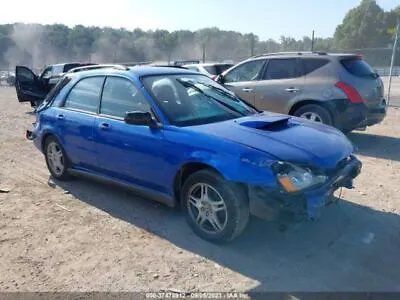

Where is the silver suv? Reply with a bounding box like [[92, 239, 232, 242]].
[[217, 52, 387, 132]]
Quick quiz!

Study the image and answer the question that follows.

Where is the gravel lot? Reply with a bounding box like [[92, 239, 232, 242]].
[[0, 85, 399, 293]]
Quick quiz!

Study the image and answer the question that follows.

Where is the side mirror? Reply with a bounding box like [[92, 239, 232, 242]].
[[124, 111, 159, 128]]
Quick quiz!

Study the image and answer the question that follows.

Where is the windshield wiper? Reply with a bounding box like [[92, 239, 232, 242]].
[[176, 79, 247, 116]]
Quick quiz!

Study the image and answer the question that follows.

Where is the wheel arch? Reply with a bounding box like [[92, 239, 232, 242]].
[[288, 99, 338, 126], [173, 162, 223, 206], [40, 131, 65, 153]]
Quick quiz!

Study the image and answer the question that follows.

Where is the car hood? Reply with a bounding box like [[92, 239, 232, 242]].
[[190, 112, 354, 169]]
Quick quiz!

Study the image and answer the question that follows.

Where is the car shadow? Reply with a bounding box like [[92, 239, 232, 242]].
[[53, 176, 400, 292], [347, 132, 400, 161]]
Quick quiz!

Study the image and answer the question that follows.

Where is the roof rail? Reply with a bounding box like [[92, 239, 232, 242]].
[[251, 51, 328, 58], [150, 64, 188, 69], [68, 64, 130, 73], [107, 64, 130, 71]]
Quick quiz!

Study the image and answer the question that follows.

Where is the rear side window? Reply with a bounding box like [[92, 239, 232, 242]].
[[341, 58, 376, 77], [301, 58, 329, 75], [64, 76, 104, 113], [262, 59, 299, 80]]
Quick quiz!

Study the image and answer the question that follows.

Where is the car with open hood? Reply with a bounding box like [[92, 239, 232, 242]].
[[26, 65, 362, 243]]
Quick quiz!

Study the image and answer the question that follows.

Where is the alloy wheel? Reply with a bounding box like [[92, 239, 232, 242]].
[[187, 183, 228, 234], [46, 141, 65, 176], [300, 112, 323, 123]]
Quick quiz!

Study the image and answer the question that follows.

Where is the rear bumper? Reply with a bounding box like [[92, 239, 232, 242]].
[[328, 100, 367, 132], [358, 100, 387, 127], [26, 123, 42, 151], [248, 156, 362, 220]]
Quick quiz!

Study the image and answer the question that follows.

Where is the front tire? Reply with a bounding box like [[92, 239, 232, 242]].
[[181, 169, 250, 243], [293, 104, 333, 126], [44, 136, 71, 181]]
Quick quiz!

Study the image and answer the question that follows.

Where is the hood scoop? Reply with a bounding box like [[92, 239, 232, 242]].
[[238, 115, 291, 130]]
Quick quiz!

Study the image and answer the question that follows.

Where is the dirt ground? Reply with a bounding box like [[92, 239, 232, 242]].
[[0, 86, 400, 293]]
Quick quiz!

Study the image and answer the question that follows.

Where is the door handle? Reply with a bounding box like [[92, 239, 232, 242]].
[[56, 114, 65, 120], [99, 123, 111, 130], [242, 88, 254, 92], [285, 87, 300, 93]]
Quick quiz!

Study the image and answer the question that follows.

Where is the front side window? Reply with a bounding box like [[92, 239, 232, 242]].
[[17, 67, 35, 82], [143, 74, 257, 126], [100, 77, 151, 118], [223, 59, 266, 83], [262, 58, 299, 80], [64, 76, 104, 113]]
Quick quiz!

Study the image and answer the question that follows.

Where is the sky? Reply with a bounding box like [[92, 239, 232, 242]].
[[1, 0, 398, 41]]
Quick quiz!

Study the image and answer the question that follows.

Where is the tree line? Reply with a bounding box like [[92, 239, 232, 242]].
[[0, 0, 399, 70]]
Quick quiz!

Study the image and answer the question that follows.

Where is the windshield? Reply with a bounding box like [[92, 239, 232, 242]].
[[143, 74, 258, 126]]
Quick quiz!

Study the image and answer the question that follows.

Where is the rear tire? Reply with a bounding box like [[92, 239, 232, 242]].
[[293, 104, 333, 126], [44, 136, 71, 181], [181, 169, 250, 243]]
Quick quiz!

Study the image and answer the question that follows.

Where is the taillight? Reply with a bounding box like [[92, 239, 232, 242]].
[[335, 81, 364, 104], [211, 75, 217, 80]]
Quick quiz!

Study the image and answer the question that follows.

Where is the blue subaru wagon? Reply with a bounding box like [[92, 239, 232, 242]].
[[17, 65, 362, 243]]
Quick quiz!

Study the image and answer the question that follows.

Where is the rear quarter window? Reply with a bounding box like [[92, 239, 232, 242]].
[[340, 58, 376, 77]]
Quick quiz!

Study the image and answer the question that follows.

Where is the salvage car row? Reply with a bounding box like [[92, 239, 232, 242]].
[[15, 52, 387, 133], [13, 54, 371, 243]]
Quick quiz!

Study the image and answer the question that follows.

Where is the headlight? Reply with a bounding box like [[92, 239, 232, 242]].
[[272, 162, 327, 192]]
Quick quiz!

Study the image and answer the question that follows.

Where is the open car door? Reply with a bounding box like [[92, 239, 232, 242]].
[[15, 66, 47, 104]]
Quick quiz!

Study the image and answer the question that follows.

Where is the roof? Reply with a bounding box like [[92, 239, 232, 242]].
[[129, 66, 199, 77], [184, 63, 234, 67], [67, 65, 200, 80], [251, 51, 359, 59]]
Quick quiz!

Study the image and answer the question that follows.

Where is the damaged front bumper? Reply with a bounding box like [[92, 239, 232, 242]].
[[248, 156, 362, 220]]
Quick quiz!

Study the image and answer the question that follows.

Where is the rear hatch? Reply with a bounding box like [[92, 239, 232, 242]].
[[339, 56, 384, 108]]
